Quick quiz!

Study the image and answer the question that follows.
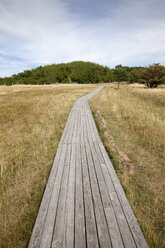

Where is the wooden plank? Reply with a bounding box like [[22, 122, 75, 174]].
[[63, 104, 78, 247], [74, 100, 87, 248], [75, 142, 86, 248], [67, 110, 76, 144], [80, 104, 84, 144], [62, 100, 77, 144], [63, 143, 76, 248], [80, 107, 99, 248], [39, 143, 67, 248], [85, 105, 96, 142], [51, 97, 78, 247], [76, 109, 82, 144], [63, 109, 75, 144], [73, 109, 79, 143], [87, 103, 101, 142], [60, 107, 74, 144], [85, 143, 112, 247], [110, 190, 136, 248], [52, 99, 77, 247], [52, 143, 71, 248]]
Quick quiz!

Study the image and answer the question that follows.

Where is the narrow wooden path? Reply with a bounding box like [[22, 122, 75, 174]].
[[28, 87, 149, 248]]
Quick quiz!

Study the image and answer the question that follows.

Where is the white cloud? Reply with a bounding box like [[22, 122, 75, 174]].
[[0, 0, 165, 76]]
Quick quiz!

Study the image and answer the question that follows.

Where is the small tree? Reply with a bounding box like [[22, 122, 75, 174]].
[[141, 63, 165, 88], [114, 65, 129, 88]]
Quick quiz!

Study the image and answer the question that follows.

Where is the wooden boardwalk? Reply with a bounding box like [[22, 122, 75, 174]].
[[28, 87, 149, 248]]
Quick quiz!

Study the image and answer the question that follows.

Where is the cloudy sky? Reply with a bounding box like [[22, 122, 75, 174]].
[[0, 0, 165, 77]]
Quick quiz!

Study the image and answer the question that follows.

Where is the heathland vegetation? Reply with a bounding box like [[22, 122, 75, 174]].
[[0, 61, 165, 88], [90, 84, 165, 248]]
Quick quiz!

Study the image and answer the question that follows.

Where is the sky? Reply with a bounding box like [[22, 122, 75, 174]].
[[0, 0, 165, 77]]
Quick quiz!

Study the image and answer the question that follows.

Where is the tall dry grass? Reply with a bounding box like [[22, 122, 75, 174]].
[[90, 83, 165, 248], [0, 84, 98, 248]]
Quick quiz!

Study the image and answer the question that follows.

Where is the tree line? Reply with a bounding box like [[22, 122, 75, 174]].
[[0, 61, 165, 88]]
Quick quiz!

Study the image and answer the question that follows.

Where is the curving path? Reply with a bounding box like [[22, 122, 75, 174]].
[[28, 87, 149, 248]]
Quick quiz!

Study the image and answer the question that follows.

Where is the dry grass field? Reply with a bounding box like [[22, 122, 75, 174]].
[[90, 83, 165, 248], [0, 84, 98, 248]]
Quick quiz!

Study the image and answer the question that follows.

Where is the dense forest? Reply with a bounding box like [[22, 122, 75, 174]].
[[0, 61, 165, 87]]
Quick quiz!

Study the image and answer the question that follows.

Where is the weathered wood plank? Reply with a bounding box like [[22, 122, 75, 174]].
[[80, 108, 99, 248], [51, 98, 77, 248], [39, 143, 67, 248], [63, 107, 78, 247], [52, 144, 71, 248], [67, 111, 76, 144], [75, 142, 86, 248], [60, 107, 74, 144], [87, 103, 101, 142], [63, 109, 75, 144]]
